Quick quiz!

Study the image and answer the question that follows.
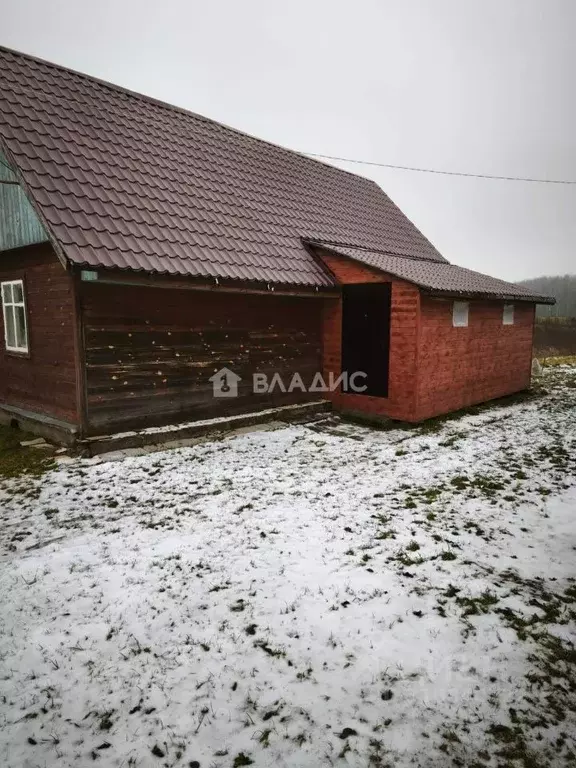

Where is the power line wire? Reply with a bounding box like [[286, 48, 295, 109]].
[[302, 152, 576, 185]]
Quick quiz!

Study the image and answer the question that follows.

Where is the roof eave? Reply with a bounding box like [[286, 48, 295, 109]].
[[422, 288, 556, 305], [309, 242, 557, 305], [67, 261, 340, 296]]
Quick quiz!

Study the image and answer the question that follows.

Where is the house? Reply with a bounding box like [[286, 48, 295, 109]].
[[0, 47, 554, 445]]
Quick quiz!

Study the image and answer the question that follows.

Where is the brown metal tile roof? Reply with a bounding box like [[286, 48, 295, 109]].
[[313, 243, 555, 304], [0, 46, 448, 288]]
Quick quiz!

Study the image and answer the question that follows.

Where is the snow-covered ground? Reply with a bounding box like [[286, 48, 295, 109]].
[[1, 368, 575, 768]]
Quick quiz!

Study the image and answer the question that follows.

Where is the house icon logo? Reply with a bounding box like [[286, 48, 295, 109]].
[[209, 367, 242, 398]]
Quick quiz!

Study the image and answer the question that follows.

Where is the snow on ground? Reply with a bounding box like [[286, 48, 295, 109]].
[[0, 368, 575, 768]]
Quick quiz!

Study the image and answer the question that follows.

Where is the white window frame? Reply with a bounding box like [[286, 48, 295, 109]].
[[452, 301, 469, 327], [503, 304, 515, 325], [1, 279, 29, 353]]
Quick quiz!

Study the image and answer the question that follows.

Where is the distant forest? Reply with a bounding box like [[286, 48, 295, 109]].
[[519, 274, 576, 318]]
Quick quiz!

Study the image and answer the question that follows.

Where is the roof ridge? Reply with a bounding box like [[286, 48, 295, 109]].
[[0, 45, 377, 187]]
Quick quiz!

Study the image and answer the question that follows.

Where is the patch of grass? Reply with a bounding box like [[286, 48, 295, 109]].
[[455, 590, 499, 617], [541, 355, 576, 367], [0, 424, 55, 479], [233, 754, 254, 767], [254, 640, 286, 658], [450, 475, 469, 491], [438, 432, 466, 447], [375, 529, 396, 540], [258, 729, 272, 746], [420, 488, 443, 504], [486, 723, 541, 768], [395, 549, 425, 567], [98, 711, 114, 731], [404, 389, 541, 438]]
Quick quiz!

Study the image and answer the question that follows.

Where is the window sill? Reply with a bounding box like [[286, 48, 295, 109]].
[[4, 349, 31, 360]]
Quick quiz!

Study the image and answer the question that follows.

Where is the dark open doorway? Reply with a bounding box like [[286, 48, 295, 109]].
[[341, 283, 391, 397]]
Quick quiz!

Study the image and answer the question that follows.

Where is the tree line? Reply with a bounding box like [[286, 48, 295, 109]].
[[519, 274, 576, 318]]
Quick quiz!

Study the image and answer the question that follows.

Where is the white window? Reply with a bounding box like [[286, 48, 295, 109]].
[[503, 304, 514, 325], [452, 301, 469, 327], [1, 280, 29, 353]]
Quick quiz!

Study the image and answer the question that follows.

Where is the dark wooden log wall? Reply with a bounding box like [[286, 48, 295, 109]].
[[80, 282, 323, 433]]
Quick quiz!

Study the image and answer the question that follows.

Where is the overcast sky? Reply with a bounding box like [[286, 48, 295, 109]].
[[2, 0, 575, 281]]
